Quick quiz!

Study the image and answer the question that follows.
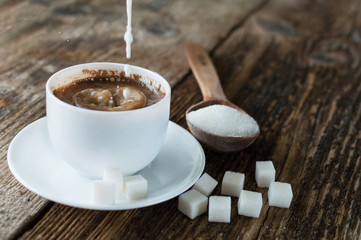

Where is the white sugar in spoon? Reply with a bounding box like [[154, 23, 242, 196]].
[[185, 43, 260, 152]]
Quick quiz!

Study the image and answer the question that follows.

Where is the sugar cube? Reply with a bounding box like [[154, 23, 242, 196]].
[[221, 171, 245, 197], [178, 189, 208, 219], [208, 196, 231, 223], [103, 168, 124, 200], [237, 190, 263, 218], [193, 173, 218, 196], [91, 180, 115, 205], [124, 175, 148, 200], [255, 161, 275, 188], [268, 182, 293, 208]]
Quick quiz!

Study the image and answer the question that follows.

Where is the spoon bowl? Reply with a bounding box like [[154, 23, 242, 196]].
[[185, 43, 260, 152]]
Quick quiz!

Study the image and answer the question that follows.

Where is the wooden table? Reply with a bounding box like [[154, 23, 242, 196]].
[[1, 0, 360, 239]]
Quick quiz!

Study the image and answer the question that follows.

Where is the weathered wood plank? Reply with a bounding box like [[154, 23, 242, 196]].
[[0, 0, 267, 239]]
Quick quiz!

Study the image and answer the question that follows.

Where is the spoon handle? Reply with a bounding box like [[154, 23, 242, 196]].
[[185, 43, 227, 101]]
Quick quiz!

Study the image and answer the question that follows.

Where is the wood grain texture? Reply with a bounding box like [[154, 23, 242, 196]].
[[1, 0, 361, 239]]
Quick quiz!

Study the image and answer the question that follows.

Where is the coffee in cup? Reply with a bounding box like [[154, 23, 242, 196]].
[[46, 63, 171, 179], [53, 74, 165, 111]]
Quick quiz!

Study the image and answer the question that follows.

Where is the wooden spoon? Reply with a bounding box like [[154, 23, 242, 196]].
[[185, 43, 260, 152]]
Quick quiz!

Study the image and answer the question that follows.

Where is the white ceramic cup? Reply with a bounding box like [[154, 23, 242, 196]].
[[46, 62, 171, 179]]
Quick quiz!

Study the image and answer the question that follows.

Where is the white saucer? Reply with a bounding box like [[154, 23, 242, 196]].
[[7, 117, 205, 210]]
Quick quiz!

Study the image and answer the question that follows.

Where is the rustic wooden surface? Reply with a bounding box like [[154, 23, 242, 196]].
[[1, 0, 360, 239]]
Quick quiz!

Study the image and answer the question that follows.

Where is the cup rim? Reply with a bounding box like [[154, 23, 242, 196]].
[[46, 62, 171, 114]]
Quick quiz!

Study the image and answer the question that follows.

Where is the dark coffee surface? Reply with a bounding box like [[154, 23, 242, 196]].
[[53, 76, 164, 111]]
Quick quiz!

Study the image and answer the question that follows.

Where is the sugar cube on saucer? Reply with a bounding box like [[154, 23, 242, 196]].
[[178, 189, 208, 219], [208, 196, 231, 223], [268, 182, 293, 208], [255, 161, 275, 188], [237, 190, 263, 218], [103, 168, 124, 200], [91, 181, 115, 205], [193, 173, 218, 196], [124, 175, 148, 200], [221, 171, 245, 197]]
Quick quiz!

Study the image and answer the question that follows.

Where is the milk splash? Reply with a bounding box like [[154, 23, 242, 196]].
[[124, 0, 133, 59], [124, 64, 130, 77]]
